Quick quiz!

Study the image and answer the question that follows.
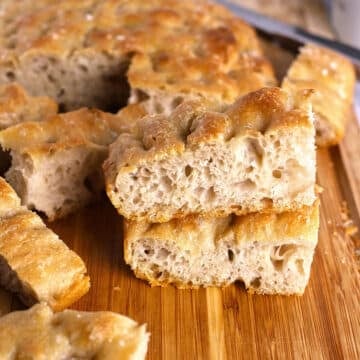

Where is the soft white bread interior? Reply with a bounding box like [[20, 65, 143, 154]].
[[282, 44, 355, 146], [0, 108, 121, 220], [104, 87, 316, 223], [0, 303, 149, 360], [125, 202, 319, 295], [0, 177, 90, 310]]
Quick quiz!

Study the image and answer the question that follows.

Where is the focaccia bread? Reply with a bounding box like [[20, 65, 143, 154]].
[[0, 177, 90, 310], [104, 87, 316, 223], [0, 83, 58, 173], [0, 0, 275, 111], [128, 42, 276, 115], [0, 83, 57, 130], [282, 44, 355, 146], [125, 202, 319, 295], [0, 303, 149, 359], [0, 108, 121, 220]]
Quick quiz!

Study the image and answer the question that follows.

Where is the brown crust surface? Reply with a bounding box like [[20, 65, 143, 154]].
[[282, 44, 355, 146], [0, 303, 149, 358], [106, 87, 313, 170], [0, 0, 276, 105], [0, 83, 58, 130], [0, 177, 90, 310], [0, 107, 120, 155]]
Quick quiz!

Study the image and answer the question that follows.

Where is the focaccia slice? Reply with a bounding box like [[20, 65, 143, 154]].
[[125, 202, 319, 295], [0, 303, 149, 359], [0, 108, 121, 220], [0, 177, 89, 310], [104, 87, 316, 223], [282, 44, 355, 146]]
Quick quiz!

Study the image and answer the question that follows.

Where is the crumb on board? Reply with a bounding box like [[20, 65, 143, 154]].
[[340, 201, 358, 237], [113, 286, 121, 291]]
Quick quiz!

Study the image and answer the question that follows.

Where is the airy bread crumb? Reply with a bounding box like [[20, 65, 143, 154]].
[[125, 202, 319, 295], [105, 87, 316, 223], [0, 108, 122, 220]]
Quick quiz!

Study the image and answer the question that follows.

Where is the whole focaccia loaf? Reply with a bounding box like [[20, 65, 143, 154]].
[[125, 202, 319, 295], [104, 87, 316, 223], [0, 303, 149, 360], [282, 44, 355, 146], [0, 0, 275, 112], [0, 177, 90, 310], [0, 108, 123, 220]]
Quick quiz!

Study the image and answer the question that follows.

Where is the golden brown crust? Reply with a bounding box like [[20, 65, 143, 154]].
[[0, 0, 276, 105], [0, 175, 20, 214], [130, 269, 304, 295], [125, 202, 319, 252], [282, 44, 355, 146], [0, 303, 149, 359], [0, 108, 119, 155], [0, 177, 90, 310], [106, 87, 313, 171], [0, 83, 58, 130]]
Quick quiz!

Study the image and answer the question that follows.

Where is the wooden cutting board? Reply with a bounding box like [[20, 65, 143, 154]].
[[2, 4, 360, 358], [47, 115, 359, 360], [2, 54, 359, 360]]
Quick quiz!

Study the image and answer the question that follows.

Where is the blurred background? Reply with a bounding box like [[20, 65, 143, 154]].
[[232, 0, 360, 49]]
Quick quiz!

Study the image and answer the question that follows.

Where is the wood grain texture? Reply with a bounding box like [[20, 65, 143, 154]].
[[3, 86, 360, 359], [41, 116, 360, 360], [1, 1, 359, 359], [42, 129, 360, 359]]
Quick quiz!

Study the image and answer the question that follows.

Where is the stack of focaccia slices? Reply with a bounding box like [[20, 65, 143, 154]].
[[105, 87, 320, 295]]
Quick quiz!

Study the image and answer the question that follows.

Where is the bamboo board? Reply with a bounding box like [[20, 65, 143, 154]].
[[50, 121, 360, 360], [2, 3, 360, 357], [24, 113, 353, 359]]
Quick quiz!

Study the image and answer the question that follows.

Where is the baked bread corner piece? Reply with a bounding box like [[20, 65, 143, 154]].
[[0, 108, 121, 220], [282, 44, 356, 147], [125, 201, 319, 295], [0, 303, 149, 359], [0, 177, 90, 311], [0, 83, 58, 130], [104, 87, 316, 223]]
